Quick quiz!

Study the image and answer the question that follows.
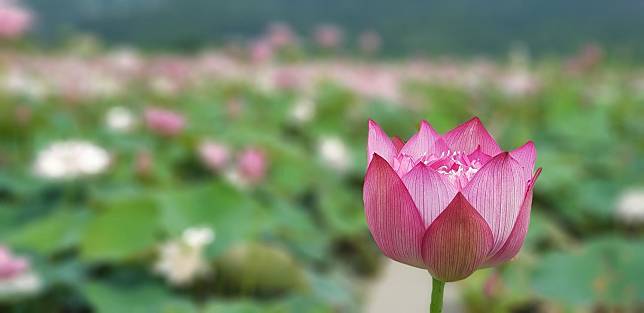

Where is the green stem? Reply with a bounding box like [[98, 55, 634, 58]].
[[430, 277, 445, 313]]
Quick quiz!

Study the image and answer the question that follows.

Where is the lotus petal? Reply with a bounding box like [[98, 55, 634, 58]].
[[463, 153, 526, 255], [364, 154, 425, 267], [402, 163, 458, 227], [444, 117, 502, 156], [421, 193, 493, 282], [368, 120, 397, 165], [482, 168, 542, 266], [400, 120, 448, 160]]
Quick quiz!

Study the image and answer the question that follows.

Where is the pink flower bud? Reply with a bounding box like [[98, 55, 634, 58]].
[[250, 40, 273, 64], [198, 140, 230, 171], [364, 118, 541, 282], [135, 150, 153, 178], [0, 245, 28, 280], [314, 24, 343, 49], [0, 1, 32, 40], [272, 69, 299, 91], [566, 44, 603, 74], [267, 22, 296, 48], [144, 107, 186, 137], [237, 148, 267, 185]]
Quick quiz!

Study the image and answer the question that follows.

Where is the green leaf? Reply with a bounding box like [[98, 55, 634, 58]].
[[532, 237, 644, 307], [318, 181, 365, 235], [158, 182, 261, 257], [202, 301, 267, 313], [83, 282, 187, 313], [80, 196, 159, 262], [263, 198, 329, 262], [7, 209, 90, 255], [532, 249, 600, 306]]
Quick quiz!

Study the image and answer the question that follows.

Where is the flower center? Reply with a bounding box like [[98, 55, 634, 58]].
[[394, 150, 482, 189]]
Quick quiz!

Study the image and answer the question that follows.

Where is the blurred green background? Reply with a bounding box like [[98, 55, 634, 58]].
[[0, 1, 643, 312]]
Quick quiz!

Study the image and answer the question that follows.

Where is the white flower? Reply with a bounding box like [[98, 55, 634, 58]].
[[0, 272, 41, 298], [497, 70, 539, 98], [33, 140, 111, 179], [105, 106, 136, 133], [616, 188, 644, 224], [2, 69, 48, 100], [108, 48, 143, 73], [183, 227, 215, 248], [318, 136, 351, 172], [223, 168, 248, 189], [255, 68, 275, 93], [155, 227, 215, 286], [290, 98, 316, 123]]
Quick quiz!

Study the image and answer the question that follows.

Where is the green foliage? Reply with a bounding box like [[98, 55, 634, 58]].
[[533, 237, 644, 308], [81, 196, 159, 262], [215, 243, 308, 295], [7, 209, 90, 255], [82, 282, 190, 313]]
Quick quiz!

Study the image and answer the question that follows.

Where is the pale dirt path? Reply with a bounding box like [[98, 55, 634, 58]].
[[363, 260, 463, 313]]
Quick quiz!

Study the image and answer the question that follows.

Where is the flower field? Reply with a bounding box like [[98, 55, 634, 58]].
[[0, 3, 643, 309], [0, 47, 642, 312]]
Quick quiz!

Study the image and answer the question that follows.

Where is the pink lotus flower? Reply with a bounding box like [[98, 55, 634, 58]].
[[272, 69, 300, 91], [237, 148, 267, 185], [0, 245, 28, 280], [314, 24, 343, 49], [364, 118, 541, 282], [0, 245, 41, 296], [267, 22, 296, 48], [0, 1, 32, 40], [250, 40, 273, 64], [198, 140, 230, 171], [566, 44, 603, 74], [144, 107, 186, 137]]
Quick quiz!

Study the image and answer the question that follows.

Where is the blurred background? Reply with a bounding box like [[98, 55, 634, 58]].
[[0, 0, 643, 312]]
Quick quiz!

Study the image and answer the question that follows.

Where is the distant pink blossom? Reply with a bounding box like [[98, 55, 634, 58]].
[[144, 107, 186, 137], [314, 24, 343, 49], [338, 67, 400, 102], [0, 245, 28, 280], [364, 118, 541, 282], [566, 44, 603, 74], [250, 40, 273, 64], [497, 70, 540, 98], [135, 150, 153, 178], [267, 22, 296, 48], [237, 148, 267, 185], [272, 69, 300, 91], [198, 140, 230, 171], [147, 57, 191, 96], [359, 31, 381, 54], [0, 1, 32, 39]]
